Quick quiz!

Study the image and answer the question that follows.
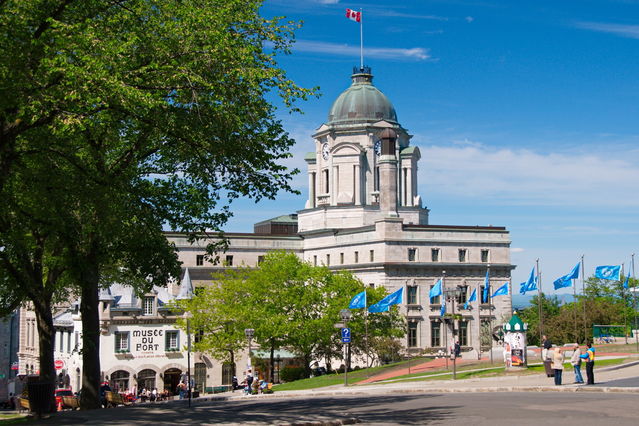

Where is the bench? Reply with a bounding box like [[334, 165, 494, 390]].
[[212, 386, 230, 394], [62, 396, 80, 410], [105, 391, 131, 408], [18, 397, 30, 412]]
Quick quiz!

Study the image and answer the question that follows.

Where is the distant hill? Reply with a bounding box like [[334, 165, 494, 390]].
[[512, 293, 576, 310]]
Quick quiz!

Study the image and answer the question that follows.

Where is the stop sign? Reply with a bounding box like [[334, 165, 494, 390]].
[[54, 360, 65, 370]]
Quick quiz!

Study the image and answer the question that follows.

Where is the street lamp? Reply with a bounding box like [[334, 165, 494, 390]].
[[183, 311, 193, 407], [275, 354, 282, 384], [443, 280, 462, 380], [340, 309, 352, 387], [244, 328, 255, 372]]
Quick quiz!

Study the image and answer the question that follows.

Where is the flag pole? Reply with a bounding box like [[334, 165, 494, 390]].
[[632, 253, 637, 353], [623, 263, 628, 344], [582, 254, 587, 343], [365, 295, 369, 370], [573, 271, 577, 342], [359, 8, 364, 69], [536, 258, 543, 345]]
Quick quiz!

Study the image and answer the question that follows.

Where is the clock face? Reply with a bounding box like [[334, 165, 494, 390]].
[[374, 139, 382, 156], [321, 143, 330, 160]]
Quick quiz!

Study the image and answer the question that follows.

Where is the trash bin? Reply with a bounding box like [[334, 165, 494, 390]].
[[27, 382, 55, 416]]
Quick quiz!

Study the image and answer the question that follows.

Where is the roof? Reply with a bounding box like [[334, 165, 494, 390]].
[[327, 67, 398, 126], [504, 312, 528, 332]]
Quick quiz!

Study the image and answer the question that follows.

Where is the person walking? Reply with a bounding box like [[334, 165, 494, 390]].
[[580, 342, 596, 384], [552, 347, 564, 385], [571, 344, 584, 384]]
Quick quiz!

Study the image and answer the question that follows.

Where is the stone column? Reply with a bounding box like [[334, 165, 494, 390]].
[[378, 129, 398, 217]]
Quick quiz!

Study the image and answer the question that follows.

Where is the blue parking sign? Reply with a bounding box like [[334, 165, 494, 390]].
[[341, 327, 351, 343]]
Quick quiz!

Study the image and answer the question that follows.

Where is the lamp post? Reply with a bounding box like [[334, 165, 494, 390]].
[[275, 354, 282, 384], [244, 328, 255, 372], [340, 309, 352, 387], [443, 283, 462, 380], [183, 311, 193, 407]]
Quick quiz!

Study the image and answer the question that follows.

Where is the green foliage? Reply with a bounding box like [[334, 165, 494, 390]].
[[518, 276, 637, 346], [280, 366, 306, 382], [176, 251, 405, 379]]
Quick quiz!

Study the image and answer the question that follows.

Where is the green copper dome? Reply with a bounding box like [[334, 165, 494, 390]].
[[328, 67, 398, 125]]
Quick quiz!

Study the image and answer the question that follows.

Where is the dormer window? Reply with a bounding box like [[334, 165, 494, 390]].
[[143, 297, 154, 316]]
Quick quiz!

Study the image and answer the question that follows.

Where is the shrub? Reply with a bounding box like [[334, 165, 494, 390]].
[[280, 366, 306, 382]]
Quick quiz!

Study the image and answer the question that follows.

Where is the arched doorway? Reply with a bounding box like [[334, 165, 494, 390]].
[[137, 369, 156, 392], [111, 370, 130, 393], [163, 368, 182, 395]]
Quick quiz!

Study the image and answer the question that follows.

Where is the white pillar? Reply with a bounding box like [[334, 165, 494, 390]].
[[354, 164, 361, 205]]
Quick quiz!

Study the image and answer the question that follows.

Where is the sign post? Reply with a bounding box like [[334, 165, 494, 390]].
[[339, 309, 352, 387]]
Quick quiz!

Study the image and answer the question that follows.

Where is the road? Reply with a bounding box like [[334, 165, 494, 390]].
[[31, 391, 638, 425]]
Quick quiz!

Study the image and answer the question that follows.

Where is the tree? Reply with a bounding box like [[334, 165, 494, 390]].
[[176, 251, 404, 381], [1, 0, 314, 409]]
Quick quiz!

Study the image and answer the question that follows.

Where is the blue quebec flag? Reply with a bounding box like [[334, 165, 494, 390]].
[[440, 301, 446, 317], [464, 288, 477, 310], [348, 290, 366, 309], [368, 287, 403, 313], [429, 278, 442, 302], [595, 265, 621, 281], [519, 267, 537, 295], [482, 270, 490, 303], [492, 282, 509, 298], [553, 262, 580, 290], [623, 262, 633, 289]]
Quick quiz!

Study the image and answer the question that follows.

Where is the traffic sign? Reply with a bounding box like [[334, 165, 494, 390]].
[[54, 360, 65, 370], [341, 327, 351, 343]]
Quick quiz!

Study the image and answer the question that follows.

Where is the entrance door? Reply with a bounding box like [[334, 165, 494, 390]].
[[163, 368, 182, 395]]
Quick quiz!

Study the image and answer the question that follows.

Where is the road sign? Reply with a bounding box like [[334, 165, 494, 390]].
[[54, 360, 65, 370], [334, 323, 345, 329], [341, 327, 351, 343]]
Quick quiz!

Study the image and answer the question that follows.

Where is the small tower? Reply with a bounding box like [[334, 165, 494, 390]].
[[503, 311, 528, 369]]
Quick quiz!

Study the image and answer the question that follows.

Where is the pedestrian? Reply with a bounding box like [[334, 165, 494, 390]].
[[570, 344, 584, 384], [232, 375, 239, 391], [580, 342, 596, 384], [454, 341, 461, 359], [552, 347, 564, 385], [541, 335, 552, 360]]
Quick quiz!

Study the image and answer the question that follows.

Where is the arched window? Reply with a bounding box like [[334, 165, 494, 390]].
[[137, 369, 156, 391], [111, 370, 130, 392], [221, 363, 235, 386], [194, 363, 206, 392]]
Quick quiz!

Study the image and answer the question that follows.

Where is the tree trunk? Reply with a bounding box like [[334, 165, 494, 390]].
[[269, 345, 275, 383], [32, 295, 56, 412], [79, 263, 101, 410]]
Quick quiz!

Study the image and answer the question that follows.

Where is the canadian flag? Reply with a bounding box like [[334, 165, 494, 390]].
[[346, 8, 361, 23]]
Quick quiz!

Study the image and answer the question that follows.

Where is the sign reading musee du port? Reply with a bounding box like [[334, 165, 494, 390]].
[[133, 329, 163, 352]]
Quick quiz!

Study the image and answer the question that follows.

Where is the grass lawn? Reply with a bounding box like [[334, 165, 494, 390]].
[[0, 413, 29, 424], [272, 356, 632, 391]]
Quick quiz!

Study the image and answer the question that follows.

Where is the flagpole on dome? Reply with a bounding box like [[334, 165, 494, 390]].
[[359, 8, 364, 70]]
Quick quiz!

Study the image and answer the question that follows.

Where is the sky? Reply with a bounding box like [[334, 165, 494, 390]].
[[222, 0, 639, 296]]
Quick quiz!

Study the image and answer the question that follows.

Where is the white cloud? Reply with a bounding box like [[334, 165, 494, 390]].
[[294, 40, 431, 61], [575, 21, 639, 39], [417, 143, 639, 207], [465, 16, 474, 23], [511, 247, 525, 253], [317, 0, 340, 4]]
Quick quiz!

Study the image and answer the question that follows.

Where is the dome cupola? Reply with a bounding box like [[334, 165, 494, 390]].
[[328, 66, 398, 125]]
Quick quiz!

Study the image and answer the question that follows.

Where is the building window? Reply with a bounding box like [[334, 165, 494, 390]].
[[196, 255, 204, 266], [480, 286, 488, 304], [194, 363, 207, 393], [429, 284, 441, 304], [143, 297, 154, 316], [369, 283, 375, 289], [326, 254, 330, 266], [313, 255, 317, 266], [431, 321, 441, 347], [408, 248, 417, 262], [323, 169, 329, 193], [222, 363, 234, 386], [257, 256, 264, 265], [407, 285, 418, 304], [114, 332, 129, 352], [458, 287, 468, 305], [354, 251, 359, 263], [459, 320, 469, 346], [340, 253, 344, 265], [165, 330, 179, 351], [74, 331, 79, 351], [225, 255, 233, 266], [111, 370, 130, 393], [374, 166, 380, 191], [458, 249, 467, 263], [408, 322, 418, 348], [138, 369, 156, 391], [481, 249, 490, 263], [369, 250, 374, 262], [431, 248, 440, 262], [59, 331, 64, 352]]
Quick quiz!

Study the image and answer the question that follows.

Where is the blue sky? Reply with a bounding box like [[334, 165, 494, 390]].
[[223, 0, 639, 295]]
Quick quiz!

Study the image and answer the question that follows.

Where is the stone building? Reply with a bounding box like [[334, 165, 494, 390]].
[[12, 66, 514, 393]]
